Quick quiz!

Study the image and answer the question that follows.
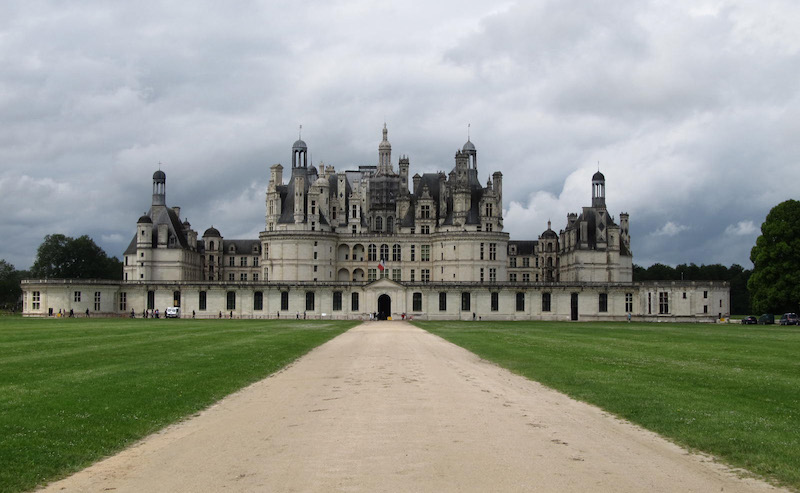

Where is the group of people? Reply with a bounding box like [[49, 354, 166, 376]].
[[55, 308, 89, 318]]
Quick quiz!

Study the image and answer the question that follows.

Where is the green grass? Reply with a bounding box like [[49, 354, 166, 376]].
[[0, 317, 357, 493], [415, 320, 800, 490]]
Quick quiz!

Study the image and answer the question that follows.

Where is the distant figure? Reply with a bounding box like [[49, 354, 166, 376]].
[[192, 310, 195, 319], [155, 309, 159, 318], [401, 313, 405, 320], [303, 311, 307, 320], [219, 311, 222, 319], [627, 312, 632, 323], [85, 308, 90, 317], [229, 311, 233, 319], [69, 309, 74, 318], [472, 312, 476, 321], [277, 312, 280, 318], [143, 309, 147, 318], [130, 308, 135, 318], [296, 312, 299, 319]]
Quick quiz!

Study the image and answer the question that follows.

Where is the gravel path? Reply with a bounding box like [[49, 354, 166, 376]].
[[41, 321, 784, 492]]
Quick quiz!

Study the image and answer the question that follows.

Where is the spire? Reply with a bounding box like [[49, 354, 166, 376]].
[[378, 123, 392, 174]]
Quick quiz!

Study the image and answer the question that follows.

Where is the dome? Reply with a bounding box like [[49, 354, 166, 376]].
[[314, 176, 329, 187], [182, 219, 191, 228], [592, 171, 605, 181], [541, 228, 558, 239], [203, 226, 221, 237], [153, 170, 166, 181], [292, 139, 307, 150], [137, 215, 152, 224], [462, 139, 476, 152]]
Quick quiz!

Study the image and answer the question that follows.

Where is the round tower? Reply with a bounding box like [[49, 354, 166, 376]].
[[152, 170, 166, 206], [592, 170, 606, 209]]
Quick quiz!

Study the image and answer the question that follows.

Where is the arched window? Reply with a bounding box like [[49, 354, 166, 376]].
[[392, 244, 401, 261], [368, 244, 377, 262], [380, 244, 389, 261], [209, 241, 215, 250], [375, 216, 383, 231]]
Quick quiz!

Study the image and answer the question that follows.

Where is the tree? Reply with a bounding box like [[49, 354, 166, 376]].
[[30, 234, 123, 280], [748, 199, 800, 314], [0, 259, 22, 309]]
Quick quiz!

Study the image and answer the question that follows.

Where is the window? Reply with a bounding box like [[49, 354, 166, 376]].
[[410, 269, 415, 282], [229, 257, 235, 267], [522, 257, 530, 268], [229, 273, 235, 281], [485, 203, 493, 217], [311, 200, 316, 215], [704, 305, 708, 313], [240, 273, 247, 281], [659, 292, 669, 314], [94, 292, 101, 311], [491, 292, 499, 311], [380, 267, 388, 279], [410, 245, 416, 261], [480, 268, 484, 282], [542, 293, 551, 312], [522, 273, 530, 282], [264, 245, 269, 259], [599, 293, 608, 312], [199, 291, 207, 311], [703, 290, 708, 298], [375, 216, 383, 231], [253, 273, 259, 281], [413, 292, 423, 311], [306, 292, 315, 311], [147, 290, 155, 310], [439, 292, 447, 311], [486, 223, 493, 232], [74, 291, 81, 302], [118, 292, 127, 311], [281, 291, 289, 311], [380, 244, 389, 261], [368, 269, 377, 281], [368, 244, 377, 262], [392, 269, 401, 281], [254, 291, 263, 311], [240, 257, 247, 267], [313, 252, 318, 260], [516, 292, 525, 312], [536, 257, 539, 268], [421, 204, 431, 219], [392, 244, 401, 261], [351, 292, 360, 311], [682, 292, 686, 299], [625, 293, 633, 313], [421, 269, 430, 282], [461, 292, 471, 311], [333, 291, 342, 311], [421, 245, 430, 262], [509, 257, 517, 268], [509, 273, 517, 282], [31, 291, 40, 310], [421, 225, 430, 235], [480, 243, 484, 260], [489, 243, 496, 260], [227, 291, 236, 310], [489, 268, 496, 282]]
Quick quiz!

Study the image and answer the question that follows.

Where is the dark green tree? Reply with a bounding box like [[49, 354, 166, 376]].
[[0, 259, 22, 309], [748, 199, 800, 314], [30, 234, 123, 280]]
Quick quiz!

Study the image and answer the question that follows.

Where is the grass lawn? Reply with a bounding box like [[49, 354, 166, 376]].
[[0, 317, 357, 493], [415, 320, 800, 490]]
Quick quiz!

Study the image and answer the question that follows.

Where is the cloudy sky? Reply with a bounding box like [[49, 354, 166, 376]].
[[1, 0, 798, 271]]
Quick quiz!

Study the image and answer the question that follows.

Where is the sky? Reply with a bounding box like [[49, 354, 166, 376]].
[[1, 0, 799, 271]]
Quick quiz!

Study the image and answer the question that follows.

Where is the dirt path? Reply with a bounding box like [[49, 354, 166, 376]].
[[41, 322, 784, 492]]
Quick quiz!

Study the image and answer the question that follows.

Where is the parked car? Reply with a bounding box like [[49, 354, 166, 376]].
[[740, 316, 758, 325], [758, 314, 774, 325], [779, 313, 798, 325], [165, 307, 180, 318]]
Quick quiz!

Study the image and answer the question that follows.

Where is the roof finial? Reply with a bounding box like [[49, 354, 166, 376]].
[[299, 124, 302, 140], [467, 123, 471, 141], [597, 160, 600, 172]]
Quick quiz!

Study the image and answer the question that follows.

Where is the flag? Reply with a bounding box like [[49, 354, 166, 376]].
[[378, 259, 386, 272]]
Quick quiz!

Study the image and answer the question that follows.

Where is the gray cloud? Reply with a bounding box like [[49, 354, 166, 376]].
[[0, 0, 798, 271]]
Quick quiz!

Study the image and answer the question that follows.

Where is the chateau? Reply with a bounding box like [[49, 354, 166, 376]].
[[22, 127, 728, 321]]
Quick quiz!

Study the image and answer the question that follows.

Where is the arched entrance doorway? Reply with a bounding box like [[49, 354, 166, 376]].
[[377, 294, 391, 320]]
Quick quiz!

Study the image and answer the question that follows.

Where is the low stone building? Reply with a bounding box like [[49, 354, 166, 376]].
[[22, 127, 729, 321]]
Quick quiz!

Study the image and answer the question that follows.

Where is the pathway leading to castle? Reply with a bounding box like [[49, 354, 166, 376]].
[[42, 322, 782, 492]]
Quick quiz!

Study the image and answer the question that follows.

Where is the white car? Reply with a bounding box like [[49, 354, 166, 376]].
[[165, 307, 180, 318]]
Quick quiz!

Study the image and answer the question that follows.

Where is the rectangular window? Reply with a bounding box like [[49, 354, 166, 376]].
[[240, 257, 247, 266], [480, 268, 484, 282], [74, 291, 81, 302], [522, 273, 530, 282], [313, 251, 318, 260], [480, 243, 484, 260], [410, 269, 415, 282], [227, 291, 236, 310], [703, 290, 708, 298], [421, 269, 430, 282], [368, 268, 377, 281], [516, 292, 525, 312], [380, 267, 388, 279], [393, 244, 401, 261], [147, 290, 155, 310], [229, 257, 235, 267], [119, 292, 127, 311], [659, 292, 669, 314], [410, 245, 416, 261], [421, 225, 430, 235], [253, 257, 259, 267], [306, 292, 315, 311], [523, 257, 530, 268], [392, 269, 401, 281], [461, 292, 471, 311], [542, 293, 551, 312], [486, 223, 493, 232], [421, 245, 430, 261], [94, 292, 101, 311], [333, 291, 342, 311], [199, 291, 207, 311], [240, 273, 247, 281], [625, 293, 633, 313], [281, 291, 289, 311], [31, 291, 40, 310], [599, 293, 608, 312], [489, 243, 496, 260], [254, 291, 263, 311], [413, 292, 423, 311], [510, 273, 517, 282], [439, 292, 447, 311], [351, 292, 359, 311], [489, 268, 496, 282], [421, 204, 430, 218], [704, 305, 708, 313], [253, 273, 259, 281], [491, 292, 499, 312], [509, 257, 517, 268]]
